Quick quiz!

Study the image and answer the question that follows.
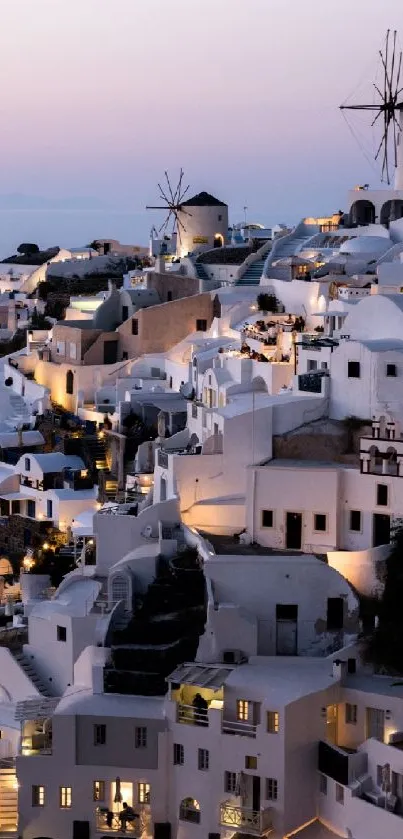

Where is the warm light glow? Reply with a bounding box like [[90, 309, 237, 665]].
[[42, 542, 49, 551], [88, 539, 94, 546], [22, 556, 35, 571]]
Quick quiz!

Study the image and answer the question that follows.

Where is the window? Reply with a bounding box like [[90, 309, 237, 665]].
[[266, 778, 278, 800], [267, 711, 279, 733], [179, 798, 200, 823], [387, 363, 397, 377], [66, 370, 74, 395], [327, 597, 344, 631], [56, 341, 65, 355], [93, 781, 105, 802], [345, 703, 357, 724], [131, 318, 138, 335], [32, 785, 45, 806], [69, 342, 77, 360], [167, 291, 172, 302], [57, 625, 67, 642], [173, 743, 184, 765], [349, 510, 361, 532], [377, 764, 383, 787], [224, 771, 237, 794], [47, 499, 53, 519], [245, 756, 257, 770], [218, 214, 222, 221], [237, 700, 249, 721], [24, 457, 30, 471], [27, 499, 36, 518], [138, 782, 150, 804], [347, 657, 356, 674], [135, 726, 147, 748], [314, 513, 327, 532], [196, 319, 207, 331], [321, 361, 328, 370], [198, 748, 209, 770], [348, 361, 360, 378], [319, 774, 327, 795], [122, 352, 128, 361], [261, 510, 273, 528], [377, 483, 388, 506], [122, 306, 129, 321], [93, 724, 106, 745], [308, 359, 318, 371], [59, 787, 72, 808], [335, 784, 344, 804]]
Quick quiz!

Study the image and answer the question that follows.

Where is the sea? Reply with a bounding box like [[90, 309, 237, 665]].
[[0, 209, 151, 260]]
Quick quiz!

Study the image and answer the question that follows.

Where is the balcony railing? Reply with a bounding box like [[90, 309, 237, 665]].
[[222, 719, 257, 737], [179, 805, 201, 824], [95, 808, 140, 835], [177, 703, 209, 726], [220, 802, 272, 835], [21, 734, 52, 756]]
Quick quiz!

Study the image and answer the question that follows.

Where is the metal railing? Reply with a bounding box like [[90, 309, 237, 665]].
[[95, 808, 140, 835], [177, 703, 209, 726], [220, 802, 272, 834], [179, 805, 201, 824], [222, 719, 257, 737]]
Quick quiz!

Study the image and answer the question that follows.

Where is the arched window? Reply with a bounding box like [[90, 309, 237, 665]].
[[179, 798, 201, 823], [111, 574, 130, 610], [66, 370, 74, 395]]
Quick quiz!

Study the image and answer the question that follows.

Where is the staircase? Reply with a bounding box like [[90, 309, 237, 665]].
[[194, 262, 210, 283], [6, 392, 31, 430], [80, 436, 118, 500], [264, 223, 320, 280], [237, 259, 265, 286], [13, 652, 54, 697], [0, 767, 18, 834]]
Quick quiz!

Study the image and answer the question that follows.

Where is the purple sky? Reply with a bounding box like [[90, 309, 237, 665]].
[[2, 0, 402, 231]]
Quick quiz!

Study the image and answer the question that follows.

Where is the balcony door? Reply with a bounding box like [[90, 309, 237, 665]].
[[366, 707, 385, 742]]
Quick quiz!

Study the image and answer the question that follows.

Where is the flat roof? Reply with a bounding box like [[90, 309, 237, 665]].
[[55, 689, 166, 719], [224, 657, 337, 705], [262, 458, 343, 470], [345, 674, 403, 699], [168, 663, 234, 689]]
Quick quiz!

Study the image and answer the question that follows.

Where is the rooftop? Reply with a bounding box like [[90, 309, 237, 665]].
[[180, 190, 227, 208], [55, 688, 166, 719], [25, 453, 85, 473], [345, 674, 403, 699], [224, 656, 337, 705]]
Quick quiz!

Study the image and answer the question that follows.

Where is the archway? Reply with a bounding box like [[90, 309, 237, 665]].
[[380, 199, 403, 228], [66, 370, 74, 395], [213, 234, 224, 248], [349, 200, 376, 226]]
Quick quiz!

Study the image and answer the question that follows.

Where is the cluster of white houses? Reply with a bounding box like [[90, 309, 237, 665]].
[[3, 187, 403, 839]]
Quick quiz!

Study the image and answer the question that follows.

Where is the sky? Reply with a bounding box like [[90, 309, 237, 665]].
[[0, 0, 402, 241]]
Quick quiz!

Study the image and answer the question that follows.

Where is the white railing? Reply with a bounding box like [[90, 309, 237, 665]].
[[220, 802, 272, 834], [177, 703, 209, 726], [222, 719, 257, 737]]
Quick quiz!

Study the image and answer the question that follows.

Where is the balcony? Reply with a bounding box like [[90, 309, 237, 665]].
[[220, 802, 272, 835], [95, 808, 141, 835], [21, 734, 52, 756], [222, 719, 256, 738], [177, 703, 209, 727]]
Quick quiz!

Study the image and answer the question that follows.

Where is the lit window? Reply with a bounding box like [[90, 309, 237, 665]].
[[94, 724, 106, 745], [237, 700, 249, 721], [266, 778, 278, 800], [138, 782, 150, 804], [345, 703, 357, 724], [335, 784, 344, 804], [198, 748, 209, 770], [32, 785, 45, 806], [267, 711, 279, 733], [245, 756, 257, 770], [224, 771, 237, 793], [173, 743, 184, 765], [59, 786, 72, 808], [135, 727, 147, 748], [93, 781, 105, 802]]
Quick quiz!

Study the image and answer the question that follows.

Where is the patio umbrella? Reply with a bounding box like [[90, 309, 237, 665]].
[[114, 776, 123, 804], [272, 255, 315, 268]]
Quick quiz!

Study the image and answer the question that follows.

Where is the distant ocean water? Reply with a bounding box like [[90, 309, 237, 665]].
[[0, 209, 151, 259]]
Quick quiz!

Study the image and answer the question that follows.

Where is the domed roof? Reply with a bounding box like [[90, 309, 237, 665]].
[[339, 236, 391, 256], [180, 191, 227, 208]]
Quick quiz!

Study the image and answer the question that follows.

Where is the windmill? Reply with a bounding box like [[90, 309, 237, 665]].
[[340, 29, 403, 186], [146, 169, 192, 253]]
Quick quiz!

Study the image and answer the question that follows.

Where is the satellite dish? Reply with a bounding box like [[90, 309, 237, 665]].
[[180, 382, 194, 399]]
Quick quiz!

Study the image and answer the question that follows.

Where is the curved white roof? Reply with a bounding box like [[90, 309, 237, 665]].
[[30, 578, 101, 618], [339, 236, 390, 256], [341, 294, 403, 341]]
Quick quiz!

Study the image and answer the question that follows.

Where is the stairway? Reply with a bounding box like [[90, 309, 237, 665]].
[[13, 652, 54, 697], [237, 259, 265, 286], [5, 392, 31, 430], [194, 262, 210, 283], [264, 226, 319, 280], [0, 767, 18, 833]]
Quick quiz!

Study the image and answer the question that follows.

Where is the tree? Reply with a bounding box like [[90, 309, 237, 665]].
[[17, 243, 39, 255]]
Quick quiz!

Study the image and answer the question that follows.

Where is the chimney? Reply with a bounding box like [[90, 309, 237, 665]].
[[332, 659, 347, 681]]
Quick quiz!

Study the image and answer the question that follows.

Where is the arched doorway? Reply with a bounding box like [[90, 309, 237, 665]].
[[66, 370, 74, 395], [349, 200, 376, 226], [380, 199, 403, 227], [213, 234, 224, 248]]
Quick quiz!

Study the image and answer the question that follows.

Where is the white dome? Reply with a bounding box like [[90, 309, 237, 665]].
[[339, 236, 391, 256]]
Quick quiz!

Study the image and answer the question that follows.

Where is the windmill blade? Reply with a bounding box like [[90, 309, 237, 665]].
[[173, 169, 184, 206], [373, 84, 385, 103], [178, 184, 191, 205], [158, 182, 172, 207], [165, 171, 175, 203], [158, 211, 173, 235], [395, 51, 402, 98], [390, 30, 397, 96], [371, 107, 384, 128]]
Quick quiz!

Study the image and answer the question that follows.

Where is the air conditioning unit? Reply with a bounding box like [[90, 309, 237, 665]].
[[223, 649, 245, 665]]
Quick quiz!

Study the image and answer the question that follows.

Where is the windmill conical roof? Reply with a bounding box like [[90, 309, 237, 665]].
[[180, 191, 227, 207]]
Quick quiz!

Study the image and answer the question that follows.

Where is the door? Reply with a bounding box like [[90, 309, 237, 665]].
[[252, 776, 260, 812], [286, 512, 302, 549], [276, 604, 298, 655], [373, 513, 390, 547], [326, 704, 338, 745], [392, 771, 403, 801], [103, 340, 118, 365], [366, 707, 385, 742]]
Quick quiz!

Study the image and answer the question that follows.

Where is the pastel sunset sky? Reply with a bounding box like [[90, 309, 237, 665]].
[[1, 0, 402, 230]]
